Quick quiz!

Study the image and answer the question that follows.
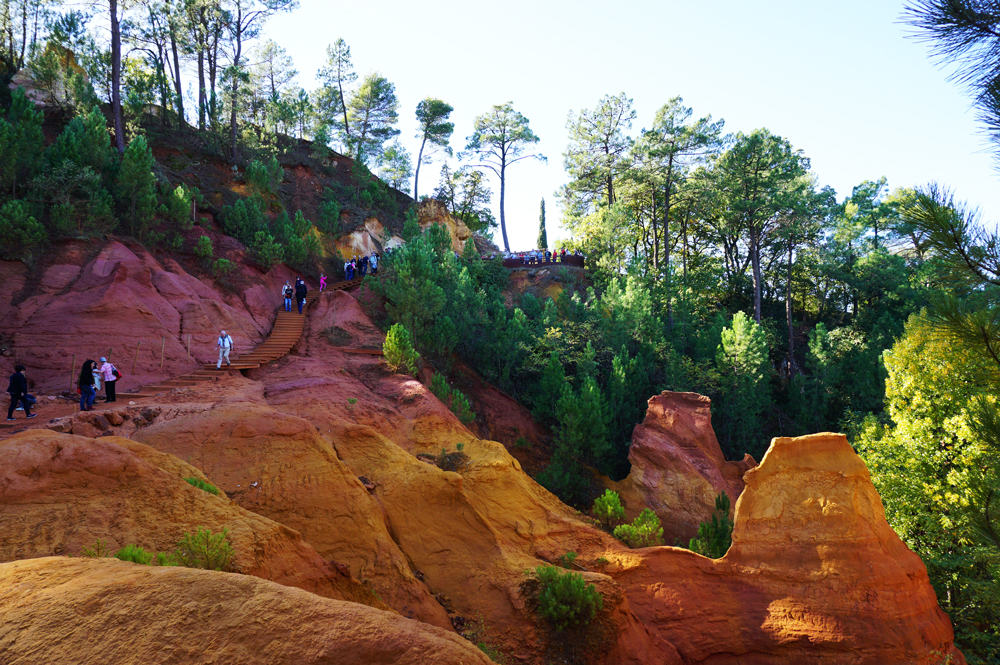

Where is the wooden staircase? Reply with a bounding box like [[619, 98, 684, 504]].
[[141, 278, 359, 392]]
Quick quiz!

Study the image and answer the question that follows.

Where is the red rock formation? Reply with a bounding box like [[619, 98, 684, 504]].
[[609, 433, 966, 665], [0, 240, 300, 394], [610, 391, 755, 543], [0, 557, 494, 665], [0, 430, 375, 605]]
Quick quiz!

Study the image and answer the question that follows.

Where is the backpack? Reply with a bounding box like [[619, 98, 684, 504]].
[[112, 366, 122, 379]]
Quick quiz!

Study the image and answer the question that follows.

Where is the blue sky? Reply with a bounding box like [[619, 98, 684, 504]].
[[267, 0, 1000, 249]]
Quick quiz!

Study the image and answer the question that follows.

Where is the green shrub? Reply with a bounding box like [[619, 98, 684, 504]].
[[115, 544, 153, 565], [0, 199, 47, 260], [450, 389, 476, 425], [81, 539, 110, 558], [221, 195, 267, 244], [383, 322, 420, 375], [533, 564, 603, 631], [184, 476, 220, 496], [317, 188, 341, 235], [613, 508, 664, 548], [165, 184, 195, 230], [154, 551, 179, 566], [244, 156, 283, 196], [557, 551, 578, 569], [194, 235, 213, 262], [212, 258, 235, 279], [592, 489, 625, 529], [688, 492, 733, 559], [250, 230, 284, 269], [174, 528, 234, 571], [430, 371, 451, 401], [116, 134, 158, 238]]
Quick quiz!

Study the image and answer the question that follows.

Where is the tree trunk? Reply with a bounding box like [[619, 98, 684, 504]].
[[786, 237, 794, 371], [110, 0, 125, 154], [338, 76, 350, 148], [651, 187, 659, 271], [499, 161, 510, 253], [18, 0, 25, 67], [413, 135, 426, 201], [750, 233, 762, 323], [228, 10, 242, 163], [197, 45, 206, 130], [169, 28, 184, 127]]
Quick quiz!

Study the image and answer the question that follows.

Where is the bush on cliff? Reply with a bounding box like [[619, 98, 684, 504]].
[[592, 489, 625, 529], [383, 322, 420, 375], [688, 492, 733, 558], [613, 508, 664, 548], [174, 528, 234, 571], [115, 544, 153, 565], [533, 564, 603, 631]]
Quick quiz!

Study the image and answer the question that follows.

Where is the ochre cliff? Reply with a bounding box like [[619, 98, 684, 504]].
[[0, 557, 494, 665], [610, 391, 755, 543], [607, 433, 966, 665]]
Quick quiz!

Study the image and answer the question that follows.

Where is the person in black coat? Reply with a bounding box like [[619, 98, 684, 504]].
[[6, 364, 36, 420], [294, 277, 308, 314], [78, 359, 97, 411]]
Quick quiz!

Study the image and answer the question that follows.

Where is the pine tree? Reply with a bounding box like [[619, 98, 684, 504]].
[[116, 134, 158, 237], [538, 197, 548, 250]]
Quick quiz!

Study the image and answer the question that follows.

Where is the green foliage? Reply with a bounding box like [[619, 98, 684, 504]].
[[250, 230, 284, 269], [592, 489, 625, 529], [688, 493, 733, 558], [537, 198, 548, 250], [164, 184, 196, 231], [194, 235, 214, 263], [383, 323, 420, 375], [222, 196, 268, 245], [557, 551, 578, 569], [857, 314, 1000, 662], [714, 311, 771, 459], [317, 188, 342, 235], [184, 476, 220, 496], [0, 88, 45, 196], [613, 508, 664, 548], [81, 539, 110, 558], [0, 199, 47, 260], [174, 528, 234, 571], [115, 544, 153, 565], [244, 156, 283, 197], [450, 390, 476, 425], [116, 135, 158, 238], [212, 258, 235, 279], [533, 564, 603, 631]]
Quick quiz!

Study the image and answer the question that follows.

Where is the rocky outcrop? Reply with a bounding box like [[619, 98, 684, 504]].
[[419, 199, 475, 252], [0, 557, 494, 665], [0, 240, 298, 394], [608, 433, 966, 665], [0, 430, 375, 606], [611, 391, 755, 544]]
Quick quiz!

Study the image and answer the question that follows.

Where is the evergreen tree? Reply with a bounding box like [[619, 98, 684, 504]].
[[0, 87, 45, 195], [116, 134, 158, 237], [715, 311, 771, 459], [346, 73, 399, 165], [413, 97, 453, 200], [537, 198, 548, 250], [464, 102, 545, 252]]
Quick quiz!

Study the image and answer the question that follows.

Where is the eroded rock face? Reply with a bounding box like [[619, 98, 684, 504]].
[[609, 433, 966, 665], [0, 430, 374, 606], [0, 557, 494, 665], [0, 240, 296, 393], [611, 391, 755, 543]]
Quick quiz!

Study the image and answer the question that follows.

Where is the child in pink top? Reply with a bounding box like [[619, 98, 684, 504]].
[[319, 273, 327, 291]]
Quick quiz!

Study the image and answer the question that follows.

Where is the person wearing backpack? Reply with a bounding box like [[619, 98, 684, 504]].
[[281, 281, 293, 312], [78, 359, 97, 411], [216, 330, 235, 369], [294, 277, 308, 314], [6, 365, 36, 421], [98, 356, 120, 403]]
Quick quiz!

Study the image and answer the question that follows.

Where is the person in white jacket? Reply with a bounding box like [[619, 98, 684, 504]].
[[216, 330, 234, 369]]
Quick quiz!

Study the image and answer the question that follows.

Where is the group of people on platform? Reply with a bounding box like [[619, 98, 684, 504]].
[[481, 248, 585, 265], [344, 253, 379, 280]]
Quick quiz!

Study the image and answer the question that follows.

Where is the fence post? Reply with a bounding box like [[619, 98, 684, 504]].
[[186, 334, 191, 359], [69, 353, 76, 391], [159, 336, 165, 370]]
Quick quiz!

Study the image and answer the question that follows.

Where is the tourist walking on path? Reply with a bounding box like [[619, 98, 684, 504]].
[[216, 330, 234, 369], [98, 357, 119, 402], [370, 253, 379, 275], [295, 277, 308, 314], [282, 281, 293, 312], [6, 364, 36, 420], [78, 359, 96, 411], [319, 273, 327, 292]]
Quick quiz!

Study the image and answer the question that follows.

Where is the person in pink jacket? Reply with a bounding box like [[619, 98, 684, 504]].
[[98, 356, 119, 402]]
